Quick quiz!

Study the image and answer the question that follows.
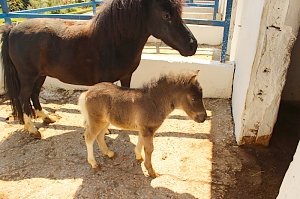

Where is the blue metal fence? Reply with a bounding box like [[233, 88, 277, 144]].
[[0, 0, 232, 62]]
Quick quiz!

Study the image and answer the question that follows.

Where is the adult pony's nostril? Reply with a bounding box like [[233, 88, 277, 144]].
[[189, 38, 197, 52]]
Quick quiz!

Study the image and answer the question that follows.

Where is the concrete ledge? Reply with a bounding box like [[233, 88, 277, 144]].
[[183, 7, 214, 13], [148, 24, 223, 45], [43, 55, 234, 99]]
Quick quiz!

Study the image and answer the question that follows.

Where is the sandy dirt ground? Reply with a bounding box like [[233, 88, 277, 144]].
[[0, 88, 297, 199]]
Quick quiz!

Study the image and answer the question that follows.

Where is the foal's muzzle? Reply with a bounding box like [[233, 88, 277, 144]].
[[194, 112, 207, 123]]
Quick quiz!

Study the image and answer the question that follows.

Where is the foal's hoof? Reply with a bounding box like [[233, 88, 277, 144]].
[[135, 156, 143, 162], [92, 165, 101, 172], [148, 171, 160, 178], [106, 150, 115, 158], [43, 117, 56, 125], [30, 131, 42, 139]]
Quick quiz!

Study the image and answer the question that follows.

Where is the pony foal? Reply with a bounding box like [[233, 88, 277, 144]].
[[78, 71, 207, 178]]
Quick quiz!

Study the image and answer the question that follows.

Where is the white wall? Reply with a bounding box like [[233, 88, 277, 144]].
[[44, 55, 234, 98], [277, 141, 300, 199], [230, 0, 265, 142], [284, 0, 300, 36], [281, 0, 300, 101]]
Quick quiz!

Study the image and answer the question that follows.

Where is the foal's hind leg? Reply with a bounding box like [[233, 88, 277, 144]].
[[31, 76, 56, 124], [96, 125, 115, 158], [84, 125, 100, 169]]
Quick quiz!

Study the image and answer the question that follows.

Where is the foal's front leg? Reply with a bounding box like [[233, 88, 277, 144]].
[[135, 132, 144, 161], [142, 131, 158, 178]]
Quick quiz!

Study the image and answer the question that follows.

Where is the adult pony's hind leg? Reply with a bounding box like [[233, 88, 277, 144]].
[[19, 77, 41, 138], [31, 76, 56, 124]]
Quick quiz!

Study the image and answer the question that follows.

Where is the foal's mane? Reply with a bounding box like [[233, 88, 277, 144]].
[[142, 73, 199, 93]]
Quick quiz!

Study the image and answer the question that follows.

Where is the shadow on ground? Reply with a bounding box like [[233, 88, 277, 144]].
[[223, 100, 300, 199]]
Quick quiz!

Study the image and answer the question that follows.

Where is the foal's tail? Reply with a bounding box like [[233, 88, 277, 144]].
[[78, 91, 89, 128], [1, 25, 23, 122]]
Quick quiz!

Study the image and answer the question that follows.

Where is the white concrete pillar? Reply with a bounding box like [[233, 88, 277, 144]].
[[231, 0, 299, 145]]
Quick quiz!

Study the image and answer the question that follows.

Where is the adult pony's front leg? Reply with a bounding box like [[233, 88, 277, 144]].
[[31, 76, 56, 124], [120, 74, 132, 87]]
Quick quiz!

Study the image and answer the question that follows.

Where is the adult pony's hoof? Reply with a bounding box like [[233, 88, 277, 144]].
[[43, 116, 56, 124]]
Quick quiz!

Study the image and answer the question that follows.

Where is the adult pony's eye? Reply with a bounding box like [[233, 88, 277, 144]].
[[162, 12, 171, 21]]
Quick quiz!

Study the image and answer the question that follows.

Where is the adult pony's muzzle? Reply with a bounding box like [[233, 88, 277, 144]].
[[180, 37, 198, 57]]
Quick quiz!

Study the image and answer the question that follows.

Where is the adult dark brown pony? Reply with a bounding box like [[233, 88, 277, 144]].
[[1, 0, 197, 138], [78, 71, 207, 178]]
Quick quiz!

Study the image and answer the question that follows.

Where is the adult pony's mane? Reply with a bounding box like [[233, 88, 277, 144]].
[[142, 72, 200, 93], [91, 0, 147, 42]]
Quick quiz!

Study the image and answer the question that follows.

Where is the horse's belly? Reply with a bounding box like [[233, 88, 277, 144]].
[[110, 119, 138, 131]]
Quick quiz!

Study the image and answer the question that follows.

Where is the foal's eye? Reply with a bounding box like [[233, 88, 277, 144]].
[[162, 12, 171, 20]]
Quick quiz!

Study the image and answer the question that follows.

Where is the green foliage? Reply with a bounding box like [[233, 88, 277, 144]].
[[8, 0, 26, 11]]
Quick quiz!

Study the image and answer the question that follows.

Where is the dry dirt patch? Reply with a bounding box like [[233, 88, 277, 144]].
[[0, 89, 291, 199]]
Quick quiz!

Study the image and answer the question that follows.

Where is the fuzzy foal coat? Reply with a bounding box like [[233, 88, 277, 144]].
[[78, 73, 207, 177]]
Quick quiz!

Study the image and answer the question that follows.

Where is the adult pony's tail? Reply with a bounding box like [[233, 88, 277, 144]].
[[1, 25, 23, 123], [78, 91, 89, 128]]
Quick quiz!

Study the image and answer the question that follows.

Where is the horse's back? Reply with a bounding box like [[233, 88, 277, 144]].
[[84, 82, 145, 129]]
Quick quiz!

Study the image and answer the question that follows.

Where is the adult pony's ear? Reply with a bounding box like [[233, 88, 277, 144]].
[[188, 70, 200, 84]]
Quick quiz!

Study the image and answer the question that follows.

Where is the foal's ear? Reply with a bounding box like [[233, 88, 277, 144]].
[[188, 70, 200, 84]]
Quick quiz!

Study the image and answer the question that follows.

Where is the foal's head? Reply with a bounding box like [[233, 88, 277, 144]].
[[179, 72, 207, 123]]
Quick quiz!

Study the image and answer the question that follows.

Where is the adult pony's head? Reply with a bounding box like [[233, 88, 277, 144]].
[[146, 0, 197, 56], [95, 0, 197, 57]]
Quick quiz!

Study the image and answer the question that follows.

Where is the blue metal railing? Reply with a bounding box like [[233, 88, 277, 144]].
[[0, 0, 232, 62], [0, 0, 100, 21], [185, 0, 219, 20]]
